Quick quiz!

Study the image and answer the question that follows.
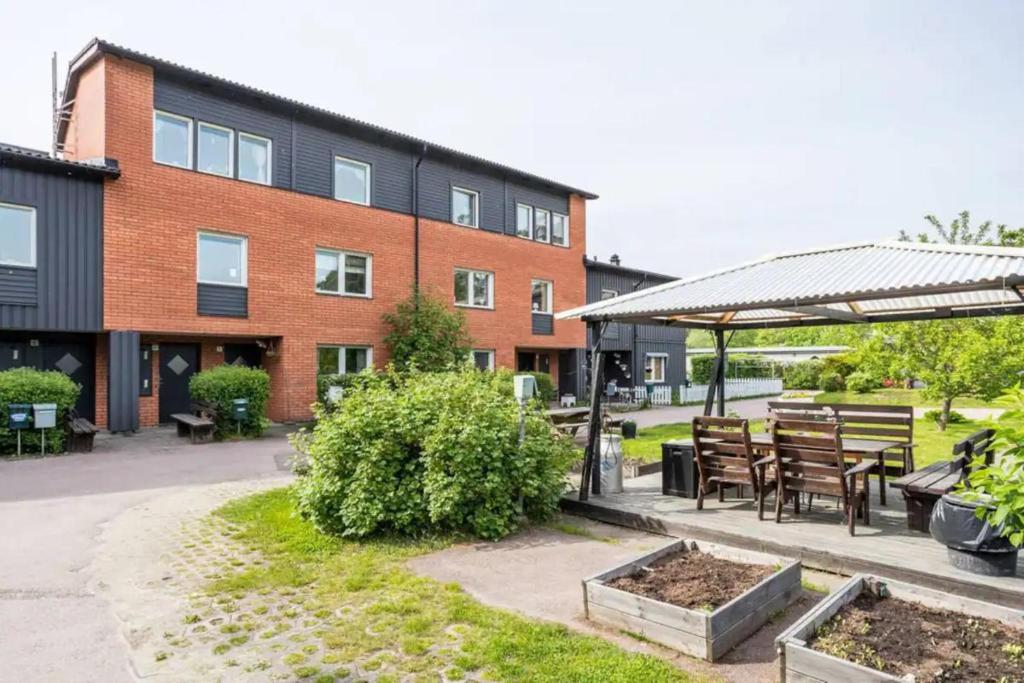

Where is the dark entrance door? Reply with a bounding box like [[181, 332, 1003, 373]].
[[43, 341, 96, 421], [537, 353, 551, 374], [159, 343, 199, 423], [0, 342, 27, 371], [224, 343, 262, 368], [517, 352, 535, 372]]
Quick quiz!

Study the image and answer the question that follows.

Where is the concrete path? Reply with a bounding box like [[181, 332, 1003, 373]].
[[611, 396, 775, 428], [0, 428, 298, 682]]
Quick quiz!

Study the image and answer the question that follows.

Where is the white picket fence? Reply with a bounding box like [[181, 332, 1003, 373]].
[[648, 385, 673, 406], [678, 378, 783, 404]]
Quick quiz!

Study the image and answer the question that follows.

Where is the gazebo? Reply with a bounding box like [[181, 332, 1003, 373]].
[[556, 240, 1024, 500]]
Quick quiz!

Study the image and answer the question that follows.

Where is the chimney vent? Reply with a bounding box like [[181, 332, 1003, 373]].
[[610, 254, 621, 266]]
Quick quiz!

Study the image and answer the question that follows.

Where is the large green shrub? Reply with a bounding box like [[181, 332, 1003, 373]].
[[844, 371, 880, 394], [821, 352, 860, 379], [315, 372, 382, 406], [189, 365, 270, 438], [524, 372, 556, 402], [295, 367, 574, 540], [782, 359, 824, 390], [0, 368, 80, 455], [383, 290, 473, 372], [817, 371, 845, 393]]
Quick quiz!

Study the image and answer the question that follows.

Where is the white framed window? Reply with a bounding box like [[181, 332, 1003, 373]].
[[0, 202, 36, 268], [552, 213, 569, 247], [153, 110, 193, 169], [334, 156, 371, 205], [471, 349, 495, 371], [516, 203, 533, 239], [454, 268, 493, 308], [197, 232, 247, 287], [451, 186, 479, 227], [238, 132, 272, 185], [197, 121, 234, 178], [317, 345, 373, 375], [531, 279, 553, 314], [315, 248, 372, 297], [534, 208, 550, 243], [600, 288, 618, 301], [645, 353, 667, 384]]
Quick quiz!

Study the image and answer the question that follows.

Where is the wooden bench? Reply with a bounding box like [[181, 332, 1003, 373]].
[[890, 428, 995, 533], [555, 421, 589, 437], [66, 408, 98, 453], [170, 401, 218, 444]]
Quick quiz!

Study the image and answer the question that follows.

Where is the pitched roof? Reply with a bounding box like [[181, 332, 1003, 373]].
[[0, 142, 120, 179], [558, 241, 1024, 329], [59, 38, 596, 199]]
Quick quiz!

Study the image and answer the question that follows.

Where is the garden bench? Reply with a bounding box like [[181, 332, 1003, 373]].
[[890, 428, 995, 533], [66, 409, 98, 453], [171, 401, 218, 444]]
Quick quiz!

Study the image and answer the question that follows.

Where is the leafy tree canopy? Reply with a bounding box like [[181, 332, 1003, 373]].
[[383, 289, 474, 372]]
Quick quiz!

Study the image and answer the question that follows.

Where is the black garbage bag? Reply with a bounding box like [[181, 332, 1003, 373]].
[[930, 493, 1014, 554]]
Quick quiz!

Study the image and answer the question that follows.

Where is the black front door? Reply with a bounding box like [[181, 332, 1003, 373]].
[[224, 343, 262, 368], [0, 342, 27, 371], [159, 343, 199, 423], [42, 342, 96, 421], [517, 352, 535, 372]]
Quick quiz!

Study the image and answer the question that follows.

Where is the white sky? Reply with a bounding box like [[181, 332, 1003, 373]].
[[2, 1, 1022, 276]]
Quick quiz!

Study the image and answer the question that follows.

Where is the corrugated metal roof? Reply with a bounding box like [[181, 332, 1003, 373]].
[[58, 39, 596, 200], [0, 142, 120, 178], [557, 241, 1024, 328]]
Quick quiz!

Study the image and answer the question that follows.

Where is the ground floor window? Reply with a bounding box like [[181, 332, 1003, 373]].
[[644, 353, 667, 383], [317, 345, 372, 375], [471, 349, 495, 371]]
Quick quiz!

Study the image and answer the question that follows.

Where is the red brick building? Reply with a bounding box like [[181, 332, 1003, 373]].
[[43, 40, 596, 429]]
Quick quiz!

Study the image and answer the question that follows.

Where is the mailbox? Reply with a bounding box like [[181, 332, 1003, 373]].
[[231, 398, 249, 421], [7, 404, 32, 430], [513, 375, 536, 402], [33, 403, 57, 430]]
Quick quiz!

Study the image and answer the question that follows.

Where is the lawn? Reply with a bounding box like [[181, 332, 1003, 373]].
[[813, 388, 998, 409], [206, 488, 694, 683]]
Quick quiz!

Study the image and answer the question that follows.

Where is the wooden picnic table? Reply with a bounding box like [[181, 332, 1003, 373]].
[[546, 407, 591, 421], [748, 432, 904, 505]]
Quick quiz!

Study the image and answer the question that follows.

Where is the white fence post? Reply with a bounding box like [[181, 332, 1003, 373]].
[[677, 378, 782, 405]]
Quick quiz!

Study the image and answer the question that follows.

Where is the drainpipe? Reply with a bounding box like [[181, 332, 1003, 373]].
[[412, 144, 428, 304]]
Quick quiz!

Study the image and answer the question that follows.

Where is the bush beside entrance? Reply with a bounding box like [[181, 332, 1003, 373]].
[[0, 368, 80, 456], [189, 365, 270, 439]]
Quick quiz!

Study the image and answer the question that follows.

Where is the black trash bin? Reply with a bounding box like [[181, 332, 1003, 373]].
[[930, 493, 1018, 577]]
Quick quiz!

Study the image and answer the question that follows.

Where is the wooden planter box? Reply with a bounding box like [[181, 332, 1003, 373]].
[[775, 573, 1024, 682], [583, 538, 801, 661]]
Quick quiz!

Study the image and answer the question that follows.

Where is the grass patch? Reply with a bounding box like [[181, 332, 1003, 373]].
[[813, 388, 998, 409], [543, 516, 619, 544], [211, 488, 692, 682]]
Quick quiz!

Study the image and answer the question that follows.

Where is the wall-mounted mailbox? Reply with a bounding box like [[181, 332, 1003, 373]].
[[7, 404, 32, 430], [33, 403, 57, 430], [231, 398, 249, 421], [514, 375, 536, 402]]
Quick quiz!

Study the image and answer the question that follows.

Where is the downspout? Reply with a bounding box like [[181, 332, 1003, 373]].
[[631, 274, 648, 390], [412, 144, 428, 302]]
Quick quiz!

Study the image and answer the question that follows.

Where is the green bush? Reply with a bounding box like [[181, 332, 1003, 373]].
[[524, 371, 556, 402], [844, 371, 880, 394], [189, 365, 271, 439], [383, 290, 473, 372], [783, 359, 824, 390], [817, 371, 845, 393], [923, 408, 967, 424], [315, 371, 383, 406], [821, 352, 860, 379], [0, 368, 80, 456], [295, 367, 575, 540], [691, 354, 780, 384]]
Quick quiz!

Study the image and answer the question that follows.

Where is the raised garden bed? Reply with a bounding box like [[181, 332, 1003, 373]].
[[583, 538, 801, 661], [776, 573, 1024, 682], [571, 457, 661, 479]]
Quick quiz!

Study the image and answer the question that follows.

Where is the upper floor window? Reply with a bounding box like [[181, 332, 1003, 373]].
[[239, 132, 272, 185], [318, 345, 372, 375], [516, 203, 533, 239], [315, 248, 371, 297], [0, 203, 36, 268], [197, 232, 247, 287], [534, 208, 550, 243], [153, 111, 192, 169], [645, 353, 667, 384], [452, 187, 479, 228], [197, 122, 234, 178], [454, 268, 493, 308], [334, 156, 371, 205], [551, 213, 569, 247], [472, 349, 495, 371], [601, 288, 618, 301], [531, 279, 553, 314]]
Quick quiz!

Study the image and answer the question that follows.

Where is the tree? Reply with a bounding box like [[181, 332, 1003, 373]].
[[899, 210, 1024, 247], [383, 289, 473, 372]]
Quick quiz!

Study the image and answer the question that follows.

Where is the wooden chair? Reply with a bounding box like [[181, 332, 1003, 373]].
[[770, 419, 875, 536], [692, 416, 777, 519]]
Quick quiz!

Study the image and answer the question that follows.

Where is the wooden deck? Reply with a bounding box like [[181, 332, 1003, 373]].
[[561, 473, 1024, 608]]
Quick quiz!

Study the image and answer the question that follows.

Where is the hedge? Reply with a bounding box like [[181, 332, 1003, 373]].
[[189, 365, 270, 439], [523, 372, 556, 402], [782, 359, 824, 390], [0, 368, 80, 456], [691, 354, 781, 384]]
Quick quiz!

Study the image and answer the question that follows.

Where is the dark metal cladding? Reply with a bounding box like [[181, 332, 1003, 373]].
[[197, 284, 248, 318], [107, 331, 140, 433]]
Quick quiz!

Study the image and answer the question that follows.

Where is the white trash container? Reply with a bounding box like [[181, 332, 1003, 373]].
[[599, 434, 624, 494]]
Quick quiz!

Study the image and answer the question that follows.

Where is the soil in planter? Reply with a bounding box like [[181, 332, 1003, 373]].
[[606, 548, 773, 610], [809, 592, 1024, 682]]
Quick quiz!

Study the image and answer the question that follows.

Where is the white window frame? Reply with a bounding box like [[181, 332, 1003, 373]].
[[333, 155, 372, 206], [552, 212, 570, 247], [238, 131, 273, 186], [318, 344, 374, 375], [153, 110, 193, 169], [534, 208, 551, 244], [196, 121, 235, 178], [531, 279, 553, 314], [197, 231, 248, 287], [645, 353, 668, 384], [0, 202, 37, 268], [515, 203, 533, 239], [451, 186, 480, 228], [471, 349, 495, 371], [314, 248, 373, 298], [600, 288, 618, 301], [454, 267, 494, 309]]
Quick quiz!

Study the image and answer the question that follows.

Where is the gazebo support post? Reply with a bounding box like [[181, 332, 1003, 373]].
[[702, 329, 728, 417], [579, 321, 608, 501]]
